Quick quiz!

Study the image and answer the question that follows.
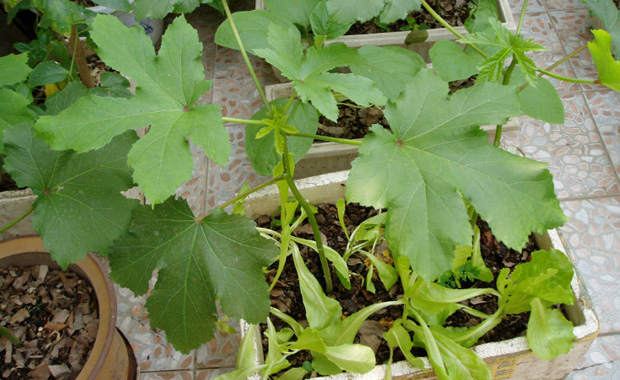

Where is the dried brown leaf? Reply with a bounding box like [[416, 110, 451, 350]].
[[9, 308, 30, 324]]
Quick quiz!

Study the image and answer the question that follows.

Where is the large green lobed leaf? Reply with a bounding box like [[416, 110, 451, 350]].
[[3, 124, 139, 268], [109, 199, 279, 353], [0, 53, 32, 87], [346, 69, 567, 281], [34, 14, 228, 204]]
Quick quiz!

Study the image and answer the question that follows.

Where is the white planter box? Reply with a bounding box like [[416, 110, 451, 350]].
[[255, 0, 517, 62], [265, 82, 520, 179], [241, 170, 599, 380], [0, 189, 37, 241]]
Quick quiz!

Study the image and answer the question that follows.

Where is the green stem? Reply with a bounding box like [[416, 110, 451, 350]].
[[283, 91, 298, 114], [537, 68, 597, 84], [494, 58, 517, 146], [288, 133, 363, 145], [516, 0, 528, 36], [0, 206, 34, 235], [222, 117, 266, 125], [519, 44, 590, 92], [281, 137, 333, 292], [422, 0, 488, 58], [214, 175, 286, 212], [452, 308, 504, 345], [220, 0, 270, 108]]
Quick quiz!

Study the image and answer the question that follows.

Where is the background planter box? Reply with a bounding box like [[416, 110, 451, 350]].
[[242, 170, 599, 380], [265, 83, 521, 179], [0, 189, 36, 241], [255, 0, 517, 62]]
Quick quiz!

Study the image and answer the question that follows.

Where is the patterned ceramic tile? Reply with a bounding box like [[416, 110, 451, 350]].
[[576, 335, 620, 369], [560, 197, 620, 334], [544, 0, 587, 12], [140, 371, 193, 380], [568, 47, 609, 92], [585, 90, 620, 176], [194, 317, 241, 369], [503, 93, 620, 199], [564, 360, 620, 380], [205, 124, 271, 211], [515, 12, 564, 54], [531, 50, 581, 94], [509, 0, 546, 16], [212, 48, 278, 120], [196, 368, 237, 380], [549, 9, 593, 53]]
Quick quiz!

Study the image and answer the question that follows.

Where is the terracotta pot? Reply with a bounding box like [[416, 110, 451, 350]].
[[0, 236, 137, 380]]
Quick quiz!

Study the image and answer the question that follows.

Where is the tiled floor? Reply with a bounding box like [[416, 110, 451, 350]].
[[112, 0, 620, 379]]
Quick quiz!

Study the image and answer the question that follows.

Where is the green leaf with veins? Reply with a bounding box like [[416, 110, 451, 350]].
[[430, 40, 483, 82], [28, 61, 69, 87], [265, 0, 321, 30], [34, 15, 228, 204], [44, 82, 89, 116], [215, 10, 294, 55], [310, 0, 351, 40], [326, 0, 385, 24], [89, 72, 134, 99], [109, 198, 279, 353], [133, 0, 203, 19], [246, 99, 319, 176], [0, 53, 31, 87], [459, 19, 545, 85], [527, 298, 575, 360], [510, 70, 564, 124], [34, 0, 83, 35], [346, 69, 566, 281], [255, 23, 386, 120], [349, 46, 425, 100], [3, 124, 139, 268], [464, 0, 498, 33], [428, 327, 492, 380], [378, 0, 421, 24], [0, 90, 35, 153], [589, 29, 620, 92], [584, 0, 620, 58]]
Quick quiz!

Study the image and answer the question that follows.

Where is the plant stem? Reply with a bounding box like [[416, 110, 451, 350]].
[[222, 117, 266, 125], [0, 205, 34, 235], [220, 0, 270, 108], [68, 25, 94, 88], [422, 0, 488, 58], [215, 175, 286, 212], [516, 0, 528, 36], [494, 58, 517, 146], [281, 136, 333, 292], [519, 44, 590, 91], [537, 68, 597, 84], [288, 132, 363, 145]]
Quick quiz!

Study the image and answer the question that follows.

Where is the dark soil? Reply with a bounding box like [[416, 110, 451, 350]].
[[72, 0, 96, 6], [316, 77, 476, 141], [256, 202, 541, 373], [0, 172, 23, 192], [347, 0, 471, 35], [0, 264, 98, 380]]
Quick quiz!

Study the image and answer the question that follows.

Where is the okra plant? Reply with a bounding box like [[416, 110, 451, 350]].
[[1, 0, 619, 378]]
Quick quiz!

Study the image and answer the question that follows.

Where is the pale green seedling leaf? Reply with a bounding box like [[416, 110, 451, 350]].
[[589, 29, 620, 92], [35, 15, 228, 204], [292, 245, 342, 330], [431, 327, 492, 380], [265, 319, 292, 375], [28, 61, 69, 87], [0, 53, 31, 87], [584, 0, 620, 58], [527, 298, 575, 360], [237, 325, 259, 370], [323, 344, 376, 374], [359, 251, 399, 290], [347, 69, 566, 281], [430, 40, 483, 82], [278, 368, 309, 380], [288, 328, 327, 353], [255, 23, 386, 120], [265, 0, 321, 29], [3, 124, 139, 268], [215, 10, 294, 55], [246, 99, 319, 176], [109, 199, 278, 353], [503, 249, 575, 314], [384, 321, 425, 368], [349, 46, 425, 100]]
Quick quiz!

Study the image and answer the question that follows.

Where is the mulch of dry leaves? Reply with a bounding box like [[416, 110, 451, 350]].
[[0, 264, 98, 380]]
